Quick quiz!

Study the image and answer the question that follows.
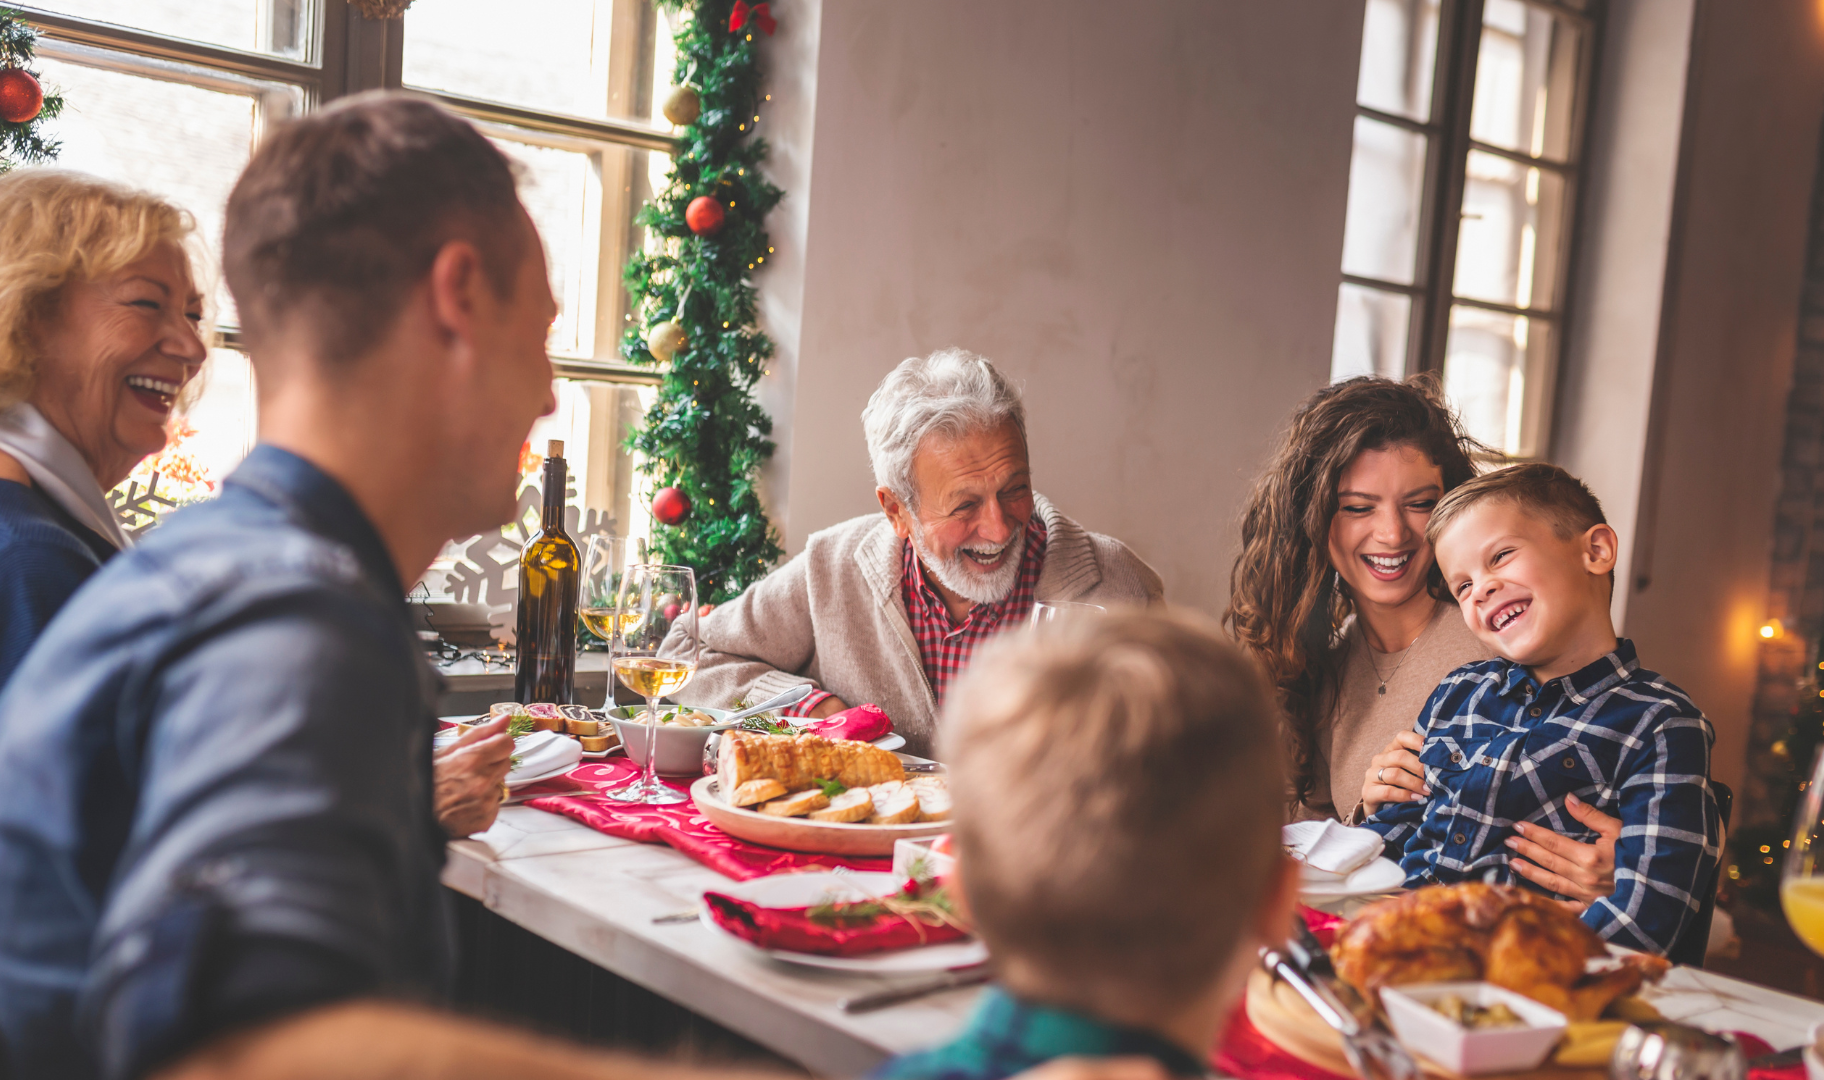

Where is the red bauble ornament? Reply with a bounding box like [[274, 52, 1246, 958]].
[[0, 69, 43, 125], [685, 195, 727, 236], [652, 486, 692, 526]]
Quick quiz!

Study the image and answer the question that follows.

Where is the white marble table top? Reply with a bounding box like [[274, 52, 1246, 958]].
[[447, 809, 1824, 1077]]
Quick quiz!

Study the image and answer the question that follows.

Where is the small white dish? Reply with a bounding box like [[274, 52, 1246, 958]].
[[873, 733, 907, 752], [1299, 856, 1404, 898], [698, 870, 987, 973], [1381, 981, 1567, 1076], [1804, 1021, 1824, 1080]]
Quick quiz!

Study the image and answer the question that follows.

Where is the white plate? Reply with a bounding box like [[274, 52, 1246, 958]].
[[873, 733, 907, 752], [1299, 856, 1404, 897], [699, 871, 988, 973]]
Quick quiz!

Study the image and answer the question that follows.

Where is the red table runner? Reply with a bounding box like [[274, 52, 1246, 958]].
[[519, 760, 892, 880]]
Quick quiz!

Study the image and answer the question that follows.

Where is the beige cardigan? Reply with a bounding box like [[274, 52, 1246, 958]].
[[680, 495, 1164, 757]]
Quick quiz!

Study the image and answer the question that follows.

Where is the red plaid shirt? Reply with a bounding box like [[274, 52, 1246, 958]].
[[788, 518, 1048, 716]]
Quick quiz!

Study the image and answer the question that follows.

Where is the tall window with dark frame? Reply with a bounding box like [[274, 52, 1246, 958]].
[[15, 1, 676, 548], [1332, 0, 1597, 459]]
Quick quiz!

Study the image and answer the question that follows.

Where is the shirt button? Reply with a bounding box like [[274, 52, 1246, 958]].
[[1453, 833, 1467, 844], [1563, 757, 1576, 769], [1530, 707, 1542, 717], [1450, 751, 1463, 763]]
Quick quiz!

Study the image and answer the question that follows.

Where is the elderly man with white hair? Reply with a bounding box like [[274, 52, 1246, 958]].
[[686, 348, 1162, 756]]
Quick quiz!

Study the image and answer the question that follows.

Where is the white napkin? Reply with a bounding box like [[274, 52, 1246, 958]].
[[0, 403, 129, 550], [508, 729, 582, 782], [1282, 820, 1384, 879]]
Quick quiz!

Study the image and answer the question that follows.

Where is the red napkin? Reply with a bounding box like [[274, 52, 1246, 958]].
[[703, 890, 969, 957], [802, 703, 892, 743], [1298, 905, 1344, 948]]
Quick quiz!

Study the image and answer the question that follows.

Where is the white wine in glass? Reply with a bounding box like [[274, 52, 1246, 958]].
[[1782, 745, 1824, 953], [606, 563, 698, 805], [578, 534, 627, 708]]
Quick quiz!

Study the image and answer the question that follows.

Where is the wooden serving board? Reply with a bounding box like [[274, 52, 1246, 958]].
[[1243, 969, 1605, 1080], [688, 775, 948, 856]]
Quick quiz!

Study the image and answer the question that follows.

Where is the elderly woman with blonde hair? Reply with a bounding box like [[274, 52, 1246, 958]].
[[0, 169, 207, 685]]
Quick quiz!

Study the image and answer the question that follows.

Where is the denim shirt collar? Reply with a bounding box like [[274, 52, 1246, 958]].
[[222, 444, 405, 601], [1496, 637, 1639, 707]]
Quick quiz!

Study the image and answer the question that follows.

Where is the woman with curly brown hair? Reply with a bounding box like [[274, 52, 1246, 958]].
[[1227, 375, 1619, 902]]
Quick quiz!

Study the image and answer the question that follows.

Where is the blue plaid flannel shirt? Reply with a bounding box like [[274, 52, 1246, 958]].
[[1361, 639, 1720, 955]]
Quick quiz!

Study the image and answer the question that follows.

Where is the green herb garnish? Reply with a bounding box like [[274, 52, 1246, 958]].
[[814, 777, 847, 798]]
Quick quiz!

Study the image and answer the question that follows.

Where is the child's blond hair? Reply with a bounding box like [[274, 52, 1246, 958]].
[[1426, 462, 1607, 547], [940, 609, 1285, 1014]]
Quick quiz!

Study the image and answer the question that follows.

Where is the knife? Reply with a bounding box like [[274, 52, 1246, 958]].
[[840, 965, 992, 1013], [1261, 946, 1417, 1080], [501, 786, 595, 806]]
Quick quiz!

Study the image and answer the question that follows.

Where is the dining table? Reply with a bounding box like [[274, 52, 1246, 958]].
[[446, 798, 1824, 1079]]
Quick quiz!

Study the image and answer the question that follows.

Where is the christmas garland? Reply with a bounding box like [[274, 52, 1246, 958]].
[[622, 0, 783, 603], [0, 8, 61, 171]]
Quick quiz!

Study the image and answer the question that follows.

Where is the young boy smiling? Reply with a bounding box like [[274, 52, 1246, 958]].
[[1362, 463, 1720, 955]]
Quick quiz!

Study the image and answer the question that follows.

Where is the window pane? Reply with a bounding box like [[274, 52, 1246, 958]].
[[1357, 0, 1441, 122], [417, 379, 658, 643], [37, 49, 302, 323], [1453, 149, 1567, 310], [1341, 116, 1428, 285], [490, 135, 657, 361], [1332, 283, 1411, 381], [1442, 305, 1554, 456], [405, 0, 662, 123], [36, 0, 312, 60], [1471, 1, 1584, 162]]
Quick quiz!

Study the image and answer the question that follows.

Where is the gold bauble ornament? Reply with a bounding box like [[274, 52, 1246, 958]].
[[662, 86, 701, 127], [647, 321, 687, 362]]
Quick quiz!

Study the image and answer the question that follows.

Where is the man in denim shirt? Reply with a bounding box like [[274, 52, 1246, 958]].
[[0, 96, 559, 1079]]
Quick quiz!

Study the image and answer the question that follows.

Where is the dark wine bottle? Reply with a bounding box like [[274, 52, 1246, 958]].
[[515, 440, 579, 704]]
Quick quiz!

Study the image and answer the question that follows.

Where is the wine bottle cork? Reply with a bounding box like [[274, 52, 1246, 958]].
[[547, 439, 565, 458]]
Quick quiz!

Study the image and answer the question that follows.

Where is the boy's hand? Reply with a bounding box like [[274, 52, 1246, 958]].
[[1363, 730, 1431, 814], [1504, 793, 1620, 904]]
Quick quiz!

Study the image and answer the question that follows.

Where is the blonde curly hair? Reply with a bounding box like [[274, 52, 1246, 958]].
[[0, 169, 201, 409]]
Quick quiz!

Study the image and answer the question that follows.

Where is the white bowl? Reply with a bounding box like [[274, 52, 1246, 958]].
[[604, 705, 737, 775], [1380, 981, 1568, 1076]]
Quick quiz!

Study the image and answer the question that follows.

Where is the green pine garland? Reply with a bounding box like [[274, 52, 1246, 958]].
[[0, 9, 62, 172], [622, 0, 784, 603]]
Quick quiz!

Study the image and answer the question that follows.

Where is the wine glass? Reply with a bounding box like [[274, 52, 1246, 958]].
[[577, 535, 627, 710], [1783, 746, 1824, 953], [1030, 600, 1107, 628], [606, 563, 697, 805]]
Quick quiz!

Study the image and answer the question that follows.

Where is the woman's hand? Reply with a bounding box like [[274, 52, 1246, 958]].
[[1362, 730, 1430, 815], [1504, 794, 1620, 909], [434, 715, 516, 839]]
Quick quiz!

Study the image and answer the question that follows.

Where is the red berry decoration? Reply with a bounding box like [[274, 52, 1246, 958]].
[[685, 195, 727, 237], [652, 486, 692, 526], [0, 69, 43, 125]]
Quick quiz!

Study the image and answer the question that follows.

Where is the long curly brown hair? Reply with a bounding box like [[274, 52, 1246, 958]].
[[1224, 375, 1482, 811]]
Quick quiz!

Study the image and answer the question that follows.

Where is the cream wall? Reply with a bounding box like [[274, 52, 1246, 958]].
[[761, 0, 1363, 616]]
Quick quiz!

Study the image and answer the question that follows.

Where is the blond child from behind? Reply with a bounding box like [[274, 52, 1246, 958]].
[[874, 611, 1298, 1080], [1362, 463, 1720, 955]]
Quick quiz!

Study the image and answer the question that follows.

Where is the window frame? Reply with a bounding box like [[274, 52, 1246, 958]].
[[16, 0, 675, 388], [1341, 0, 1604, 458]]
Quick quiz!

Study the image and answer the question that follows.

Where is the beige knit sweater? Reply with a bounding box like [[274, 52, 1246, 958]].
[[679, 494, 1164, 757]]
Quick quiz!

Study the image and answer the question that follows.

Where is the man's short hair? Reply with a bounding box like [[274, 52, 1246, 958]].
[[1425, 462, 1608, 549], [862, 348, 1026, 508], [223, 92, 526, 363], [940, 610, 1285, 1013]]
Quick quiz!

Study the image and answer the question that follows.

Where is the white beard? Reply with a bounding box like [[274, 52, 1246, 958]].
[[911, 526, 1025, 605]]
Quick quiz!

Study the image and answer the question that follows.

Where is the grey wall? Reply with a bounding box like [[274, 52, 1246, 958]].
[[766, 0, 1363, 615]]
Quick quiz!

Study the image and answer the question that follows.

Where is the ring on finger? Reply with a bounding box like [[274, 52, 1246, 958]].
[[1376, 767, 1386, 783]]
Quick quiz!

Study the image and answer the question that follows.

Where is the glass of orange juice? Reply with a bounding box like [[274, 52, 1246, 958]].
[[1782, 747, 1824, 952]]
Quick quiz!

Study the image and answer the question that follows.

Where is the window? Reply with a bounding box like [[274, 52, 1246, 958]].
[[19, 1, 673, 555], [1331, 0, 1597, 457]]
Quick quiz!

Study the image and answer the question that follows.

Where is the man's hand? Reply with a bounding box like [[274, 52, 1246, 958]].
[[1362, 730, 1430, 815], [1504, 793, 1620, 908], [434, 716, 515, 838], [806, 695, 850, 720]]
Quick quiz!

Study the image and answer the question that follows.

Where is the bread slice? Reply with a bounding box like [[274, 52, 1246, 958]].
[[758, 789, 830, 817], [729, 778, 788, 808], [578, 734, 613, 753], [870, 785, 922, 825], [565, 717, 600, 736], [809, 789, 873, 823], [908, 776, 952, 821]]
